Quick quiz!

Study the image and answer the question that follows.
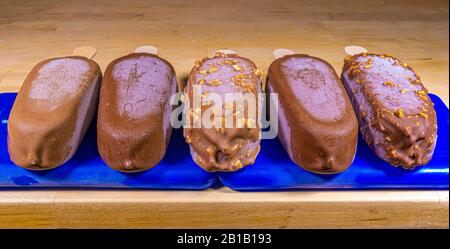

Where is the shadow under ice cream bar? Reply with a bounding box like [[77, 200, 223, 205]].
[[7, 46, 102, 170], [341, 52, 437, 169], [267, 50, 358, 174], [184, 51, 263, 172], [97, 46, 178, 172]]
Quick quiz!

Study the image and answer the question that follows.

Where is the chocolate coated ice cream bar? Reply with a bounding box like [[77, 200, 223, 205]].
[[97, 53, 177, 172], [184, 52, 262, 172], [341, 53, 437, 169], [8, 56, 102, 170], [267, 54, 358, 174]]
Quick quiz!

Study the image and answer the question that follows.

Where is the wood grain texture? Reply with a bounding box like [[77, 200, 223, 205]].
[[0, 0, 448, 228], [0, 190, 448, 228], [0, 0, 448, 104]]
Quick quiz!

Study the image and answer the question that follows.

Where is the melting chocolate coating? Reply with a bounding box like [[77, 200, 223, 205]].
[[267, 54, 358, 174], [8, 56, 102, 170], [97, 53, 177, 172], [184, 53, 262, 172], [341, 53, 437, 169]]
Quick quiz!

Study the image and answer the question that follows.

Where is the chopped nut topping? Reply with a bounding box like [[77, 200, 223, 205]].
[[215, 52, 226, 57], [232, 65, 243, 71], [391, 151, 398, 158], [239, 82, 256, 92], [254, 68, 263, 78], [199, 70, 207, 74], [416, 90, 427, 95], [383, 81, 395, 87], [232, 76, 245, 85], [363, 65, 372, 69], [207, 79, 222, 86], [400, 89, 408, 94], [233, 160, 243, 169], [361, 111, 367, 119], [405, 126, 412, 135], [237, 73, 249, 79], [385, 136, 392, 142], [206, 147, 214, 155], [415, 90, 428, 101], [197, 79, 206, 84], [396, 109, 404, 118], [419, 112, 428, 120], [200, 91, 209, 98], [208, 67, 219, 74], [224, 59, 236, 65], [194, 59, 202, 68]]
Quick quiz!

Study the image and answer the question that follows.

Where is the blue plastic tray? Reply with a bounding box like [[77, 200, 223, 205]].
[[218, 94, 449, 190], [0, 93, 448, 190], [0, 93, 217, 189]]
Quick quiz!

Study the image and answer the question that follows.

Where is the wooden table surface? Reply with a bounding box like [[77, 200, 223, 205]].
[[0, 0, 448, 228]]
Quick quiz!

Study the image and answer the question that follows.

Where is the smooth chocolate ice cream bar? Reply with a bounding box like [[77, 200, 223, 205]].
[[184, 52, 262, 172], [267, 54, 358, 174], [8, 56, 102, 170], [97, 53, 177, 172], [341, 53, 437, 169]]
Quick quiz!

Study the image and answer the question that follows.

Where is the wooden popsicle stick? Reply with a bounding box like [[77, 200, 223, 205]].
[[273, 48, 295, 59], [135, 45, 158, 55], [344, 45, 368, 56], [72, 46, 97, 60]]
